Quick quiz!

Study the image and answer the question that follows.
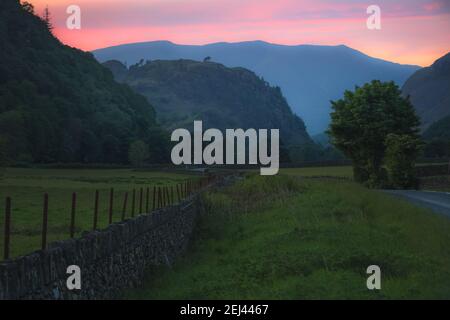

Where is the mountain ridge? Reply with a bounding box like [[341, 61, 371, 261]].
[[93, 40, 420, 134]]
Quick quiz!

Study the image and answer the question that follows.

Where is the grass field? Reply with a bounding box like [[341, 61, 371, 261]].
[[126, 173, 450, 299], [0, 168, 194, 259], [281, 166, 353, 178]]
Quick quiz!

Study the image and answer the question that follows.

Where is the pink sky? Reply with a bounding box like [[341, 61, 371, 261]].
[[29, 0, 450, 66]]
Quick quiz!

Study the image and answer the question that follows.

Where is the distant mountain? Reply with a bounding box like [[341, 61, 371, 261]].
[[103, 59, 313, 154], [423, 115, 450, 141], [402, 52, 450, 130], [93, 40, 420, 134], [312, 133, 331, 147], [0, 0, 166, 164]]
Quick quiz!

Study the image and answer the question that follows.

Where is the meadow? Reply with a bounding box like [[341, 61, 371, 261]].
[[126, 173, 450, 299], [0, 167, 194, 259], [281, 166, 353, 178]]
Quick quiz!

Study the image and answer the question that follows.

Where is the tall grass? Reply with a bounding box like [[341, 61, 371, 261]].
[[127, 174, 450, 299]]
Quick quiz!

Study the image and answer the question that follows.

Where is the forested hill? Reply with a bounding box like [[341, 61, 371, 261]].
[[402, 52, 450, 130], [103, 59, 313, 150], [94, 40, 419, 134], [0, 0, 167, 165]]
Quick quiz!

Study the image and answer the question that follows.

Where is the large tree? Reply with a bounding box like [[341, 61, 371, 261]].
[[328, 80, 420, 187]]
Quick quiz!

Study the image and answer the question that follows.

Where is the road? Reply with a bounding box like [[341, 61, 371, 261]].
[[384, 190, 450, 217]]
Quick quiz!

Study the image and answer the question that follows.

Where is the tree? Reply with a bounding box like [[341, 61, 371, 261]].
[[385, 134, 422, 189], [128, 140, 150, 167], [20, 1, 34, 14], [328, 80, 420, 187], [42, 6, 53, 31]]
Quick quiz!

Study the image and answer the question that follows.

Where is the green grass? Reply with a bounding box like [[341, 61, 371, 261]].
[[0, 168, 194, 259], [126, 174, 450, 299], [281, 166, 353, 178]]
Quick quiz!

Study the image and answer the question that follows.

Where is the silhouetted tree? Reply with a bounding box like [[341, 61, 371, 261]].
[[20, 1, 34, 13], [42, 5, 53, 31]]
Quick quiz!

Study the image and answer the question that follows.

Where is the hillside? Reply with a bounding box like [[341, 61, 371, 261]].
[[103, 59, 313, 150], [402, 52, 450, 130], [423, 115, 450, 141], [94, 40, 420, 134], [0, 0, 167, 164]]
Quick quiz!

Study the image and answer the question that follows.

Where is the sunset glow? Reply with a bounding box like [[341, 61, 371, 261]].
[[29, 0, 450, 66]]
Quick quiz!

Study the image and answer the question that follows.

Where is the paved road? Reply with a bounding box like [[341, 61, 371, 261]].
[[384, 190, 450, 217]]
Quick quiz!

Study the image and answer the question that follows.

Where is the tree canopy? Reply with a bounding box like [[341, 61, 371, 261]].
[[0, 0, 168, 165], [328, 80, 421, 187]]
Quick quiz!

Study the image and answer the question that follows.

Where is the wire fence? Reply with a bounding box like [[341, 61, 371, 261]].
[[2, 175, 219, 261]]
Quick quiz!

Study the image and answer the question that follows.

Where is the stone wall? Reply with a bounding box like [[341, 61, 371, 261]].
[[0, 195, 201, 300]]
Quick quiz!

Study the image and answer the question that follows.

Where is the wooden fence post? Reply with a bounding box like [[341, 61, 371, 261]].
[[176, 184, 181, 202], [42, 193, 49, 250], [146, 187, 150, 213], [152, 186, 156, 211], [158, 187, 162, 208], [139, 187, 143, 214], [131, 189, 136, 217], [3, 197, 11, 260], [165, 187, 170, 206], [121, 192, 128, 221], [70, 192, 76, 238], [108, 188, 114, 224], [93, 190, 99, 230]]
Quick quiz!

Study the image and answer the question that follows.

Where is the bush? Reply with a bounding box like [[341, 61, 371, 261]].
[[328, 80, 420, 188], [385, 134, 422, 189]]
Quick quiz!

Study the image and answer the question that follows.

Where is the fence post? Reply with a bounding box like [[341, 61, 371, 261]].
[[152, 186, 156, 211], [157, 187, 162, 208], [171, 186, 174, 205], [163, 186, 167, 207], [70, 192, 76, 238], [176, 184, 181, 202], [139, 187, 143, 213], [93, 190, 99, 230], [42, 193, 49, 250], [146, 187, 150, 213], [121, 192, 128, 221], [4, 197, 11, 260], [108, 188, 114, 225], [131, 189, 136, 217], [165, 187, 170, 206]]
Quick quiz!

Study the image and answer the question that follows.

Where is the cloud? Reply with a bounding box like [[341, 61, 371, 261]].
[[29, 0, 450, 66]]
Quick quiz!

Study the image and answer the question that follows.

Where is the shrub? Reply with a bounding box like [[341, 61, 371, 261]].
[[385, 134, 422, 189]]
